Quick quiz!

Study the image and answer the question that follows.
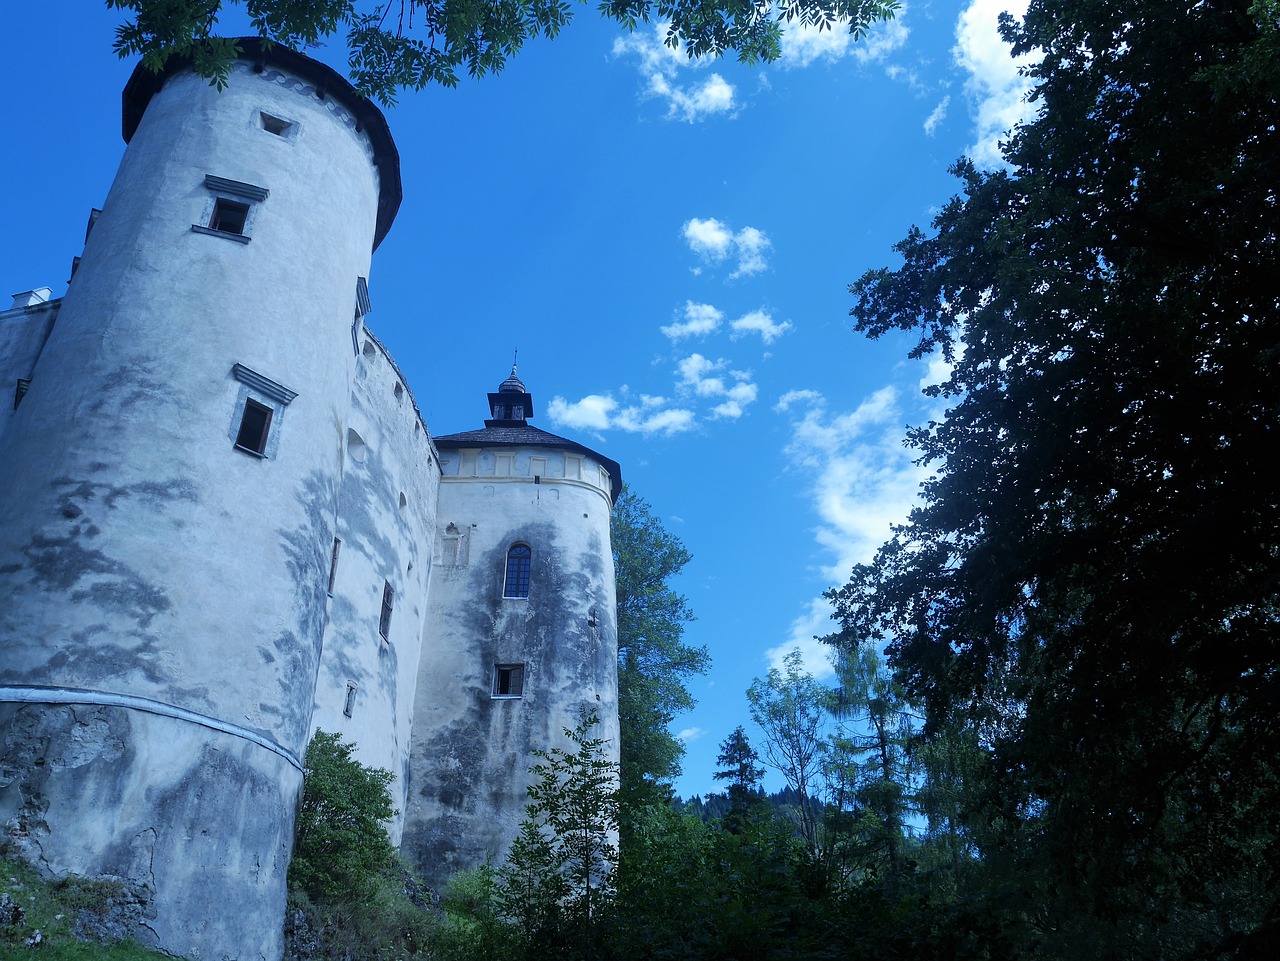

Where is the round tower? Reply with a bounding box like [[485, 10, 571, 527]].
[[0, 41, 399, 960], [403, 366, 622, 890]]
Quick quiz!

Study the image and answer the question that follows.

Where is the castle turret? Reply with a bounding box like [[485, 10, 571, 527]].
[[0, 40, 400, 960], [403, 367, 621, 889]]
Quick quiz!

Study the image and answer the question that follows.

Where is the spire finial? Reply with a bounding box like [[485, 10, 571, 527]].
[[512, 348, 518, 375]]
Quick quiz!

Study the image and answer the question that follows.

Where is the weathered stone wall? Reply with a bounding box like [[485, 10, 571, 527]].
[[0, 702, 296, 957], [311, 331, 441, 839], [402, 445, 620, 890]]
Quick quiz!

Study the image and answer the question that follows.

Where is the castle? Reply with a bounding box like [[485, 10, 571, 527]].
[[0, 40, 621, 961]]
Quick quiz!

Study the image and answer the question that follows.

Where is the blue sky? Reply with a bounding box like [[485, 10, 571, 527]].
[[2, 2, 1033, 797]]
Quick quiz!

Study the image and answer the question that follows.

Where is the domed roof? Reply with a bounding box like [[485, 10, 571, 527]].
[[497, 364, 526, 394]]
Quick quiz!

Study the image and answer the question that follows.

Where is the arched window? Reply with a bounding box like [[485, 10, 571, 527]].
[[503, 544, 531, 598]]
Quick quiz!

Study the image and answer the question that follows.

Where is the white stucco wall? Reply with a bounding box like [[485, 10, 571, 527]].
[[311, 331, 441, 839], [402, 442, 620, 889]]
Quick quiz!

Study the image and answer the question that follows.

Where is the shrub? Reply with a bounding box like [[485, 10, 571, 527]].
[[289, 730, 398, 902]]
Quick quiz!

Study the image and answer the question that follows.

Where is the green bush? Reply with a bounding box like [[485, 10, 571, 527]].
[[289, 730, 398, 902]]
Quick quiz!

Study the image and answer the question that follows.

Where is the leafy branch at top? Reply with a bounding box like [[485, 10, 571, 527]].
[[107, 0, 900, 104]]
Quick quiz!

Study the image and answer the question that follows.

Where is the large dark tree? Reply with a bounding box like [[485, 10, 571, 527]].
[[108, 0, 900, 103], [830, 0, 1280, 954], [612, 488, 708, 809]]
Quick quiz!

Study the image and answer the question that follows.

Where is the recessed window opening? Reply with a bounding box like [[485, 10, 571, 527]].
[[210, 198, 250, 235], [347, 428, 366, 464], [343, 682, 357, 717], [235, 398, 273, 455], [327, 538, 341, 595], [260, 112, 292, 136], [493, 664, 525, 698], [398, 492, 408, 517], [379, 581, 394, 640], [394, 382, 404, 403], [14, 379, 30, 410], [228, 365, 295, 457], [503, 544, 531, 599]]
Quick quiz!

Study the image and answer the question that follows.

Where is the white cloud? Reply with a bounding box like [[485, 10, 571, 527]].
[[780, 7, 910, 68], [764, 599, 840, 679], [774, 388, 822, 413], [547, 393, 616, 431], [781, 22, 855, 67], [647, 71, 736, 123], [731, 308, 793, 344], [547, 393, 696, 436], [677, 726, 708, 743], [676, 354, 759, 417], [923, 95, 950, 136], [661, 301, 724, 341], [681, 217, 772, 278], [620, 406, 698, 434], [682, 218, 735, 261], [613, 25, 738, 122], [954, 0, 1038, 167], [779, 385, 928, 585], [854, 14, 912, 65], [731, 226, 771, 278], [676, 352, 723, 387], [755, 377, 939, 688], [711, 381, 759, 420]]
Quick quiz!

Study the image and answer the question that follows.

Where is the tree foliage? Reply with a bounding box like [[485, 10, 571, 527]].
[[712, 725, 765, 833], [746, 650, 828, 850], [830, 0, 1280, 952], [826, 643, 915, 886], [613, 487, 708, 808], [289, 730, 398, 902], [107, 0, 901, 103], [498, 709, 619, 958]]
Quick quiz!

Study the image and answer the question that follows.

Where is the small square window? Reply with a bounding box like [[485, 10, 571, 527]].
[[210, 199, 250, 235], [260, 112, 293, 137], [493, 664, 524, 698], [235, 398, 273, 455]]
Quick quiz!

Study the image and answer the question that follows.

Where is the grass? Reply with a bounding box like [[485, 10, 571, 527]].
[[0, 852, 170, 961]]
